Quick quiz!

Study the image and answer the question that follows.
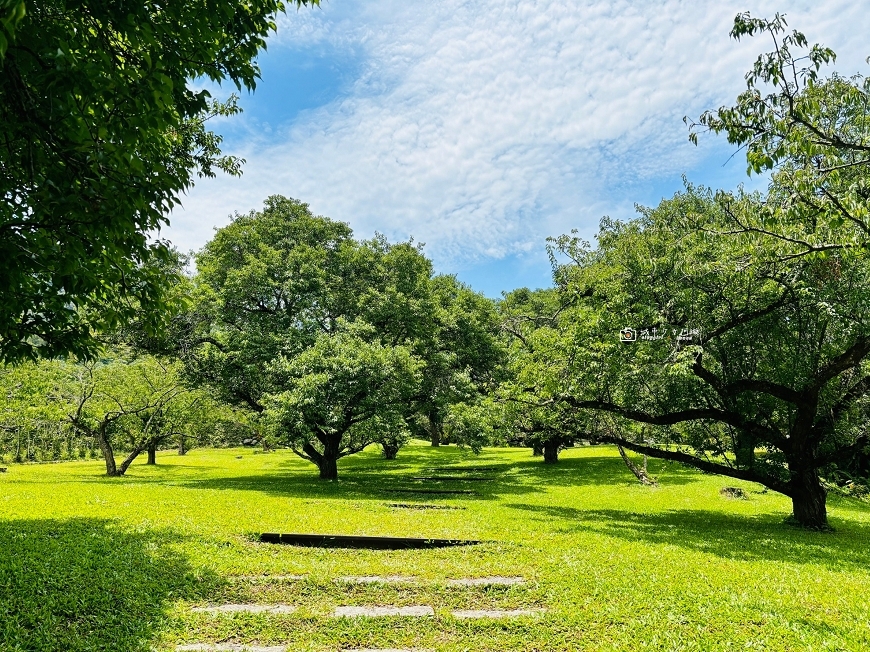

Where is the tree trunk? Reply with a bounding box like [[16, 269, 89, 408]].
[[318, 455, 338, 480], [617, 444, 658, 486], [96, 427, 119, 476], [382, 442, 400, 460], [146, 442, 157, 465], [429, 412, 441, 447], [317, 438, 340, 480], [532, 442, 543, 456], [118, 447, 144, 476], [543, 439, 560, 464], [178, 435, 187, 456], [789, 469, 829, 530]]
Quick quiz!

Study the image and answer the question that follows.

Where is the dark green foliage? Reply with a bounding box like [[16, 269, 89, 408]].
[[0, 0, 317, 362], [190, 196, 435, 477]]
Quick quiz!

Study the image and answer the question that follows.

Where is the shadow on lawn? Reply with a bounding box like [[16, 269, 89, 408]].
[[0, 518, 217, 652], [507, 504, 870, 571], [177, 450, 693, 503]]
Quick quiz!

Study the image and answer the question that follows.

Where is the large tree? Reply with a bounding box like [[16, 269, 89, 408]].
[[0, 0, 316, 363], [530, 12, 870, 530], [188, 195, 435, 478], [412, 275, 505, 447], [548, 186, 870, 530]]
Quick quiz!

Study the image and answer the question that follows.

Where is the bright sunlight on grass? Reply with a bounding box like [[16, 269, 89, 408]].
[[1, 442, 868, 651]]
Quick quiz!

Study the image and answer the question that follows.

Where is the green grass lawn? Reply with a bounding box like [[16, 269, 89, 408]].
[[1, 442, 868, 651]]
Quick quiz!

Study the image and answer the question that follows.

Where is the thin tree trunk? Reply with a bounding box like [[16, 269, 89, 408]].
[[429, 411, 441, 447], [532, 442, 543, 456], [543, 439, 560, 464], [96, 427, 119, 476], [118, 447, 145, 476], [146, 442, 157, 465], [178, 435, 187, 456], [382, 442, 400, 460], [617, 444, 658, 486], [789, 469, 829, 529]]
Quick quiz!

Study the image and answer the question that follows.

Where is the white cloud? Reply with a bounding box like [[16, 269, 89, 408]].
[[170, 0, 870, 269]]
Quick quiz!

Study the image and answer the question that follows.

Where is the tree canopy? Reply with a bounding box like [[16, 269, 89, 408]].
[[0, 0, 317, 363], [187, 195, 501, 478]]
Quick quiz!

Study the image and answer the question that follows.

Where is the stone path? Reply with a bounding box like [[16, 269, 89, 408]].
[[334, 605, 435, 617], [450, 608, 544, 618], [180, 574, 540, 651]]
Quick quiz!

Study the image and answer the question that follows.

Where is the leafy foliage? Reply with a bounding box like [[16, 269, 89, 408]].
[[687, 13, 870, 256], [0, 0, 317, 362], [544, 184, 870, 529], [189, 196, 443, 477], [0, 353, 233, 470]]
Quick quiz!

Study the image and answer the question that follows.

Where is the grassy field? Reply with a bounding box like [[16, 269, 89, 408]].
[[0, 442, 868, 652]]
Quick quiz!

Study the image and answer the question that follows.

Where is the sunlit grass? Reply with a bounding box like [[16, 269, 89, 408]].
[[1, 443, 868, 651]]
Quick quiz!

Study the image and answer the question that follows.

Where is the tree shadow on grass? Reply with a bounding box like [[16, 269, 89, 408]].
[[176, 451, 686, 505], [0, 518, 218, 652], [505, 503, 870, 572], [505, 453, 700, 488]]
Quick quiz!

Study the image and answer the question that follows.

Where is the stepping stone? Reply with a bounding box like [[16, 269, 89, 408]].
[[190, 604, 297, 614], [176, 645, 285, 652], [446, 576, 525, 586], [450, 608, 544, 618], [449, 466, 501, 472], [334, 605, 434, 617], [343, 649, 426, 652], [336, 575, 417, 584], [385, 489, 477, 495], [410, 476, 490, 481], [386, 503, 464, 510]]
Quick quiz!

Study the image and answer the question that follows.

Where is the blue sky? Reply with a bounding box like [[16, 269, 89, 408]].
[[169, 0, 870, 297]]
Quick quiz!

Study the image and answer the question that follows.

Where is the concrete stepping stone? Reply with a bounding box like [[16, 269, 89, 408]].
[[334, 605, 434, 617], [336, 575, 417, 584], [450, 608, 544, 618], [176, 645, 285, 652], [446, 576, 525, 586], [190, 604, 297, 614]]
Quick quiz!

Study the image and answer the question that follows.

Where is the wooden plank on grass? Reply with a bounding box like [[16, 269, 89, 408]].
[[259, 533, 481, 549]]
